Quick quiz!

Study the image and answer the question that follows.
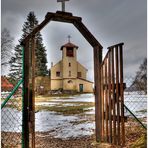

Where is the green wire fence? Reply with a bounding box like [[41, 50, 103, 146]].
[[1, 46, 24, 148]]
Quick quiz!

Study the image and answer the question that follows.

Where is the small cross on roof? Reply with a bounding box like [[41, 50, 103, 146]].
[[57, 0, 70, 12], [67, 35, 71, 43]]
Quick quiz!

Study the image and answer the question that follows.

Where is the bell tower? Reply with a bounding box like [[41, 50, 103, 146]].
[[60, 39, 78, 79]]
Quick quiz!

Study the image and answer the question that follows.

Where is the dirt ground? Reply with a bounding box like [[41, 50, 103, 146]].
[[1, 120, 146, 148], [34, 119, 146, 148]]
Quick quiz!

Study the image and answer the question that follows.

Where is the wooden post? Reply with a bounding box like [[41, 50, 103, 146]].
[[108, 51, 112, 143], [115, 46, 120, 144], [111, 47, 116, 145], [22, 40, 30, 148], [119, 44, 125, 146], [105, 59, 108, 142], [93, 46, 102, 142], [30, 37, 36, 148], [101, 64, 104, 141]]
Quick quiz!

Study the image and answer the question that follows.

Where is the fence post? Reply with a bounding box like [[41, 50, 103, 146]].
[[22, 40, 30, 148], [30, 36, 36, 148]]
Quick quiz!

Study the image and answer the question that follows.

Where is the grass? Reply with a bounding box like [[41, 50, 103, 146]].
[[130, 133, 147, 148], [38, 92, 94, 98], [1, 94, 95, 115], [69, 120, 91, 125], [35, 102, 94, 115]]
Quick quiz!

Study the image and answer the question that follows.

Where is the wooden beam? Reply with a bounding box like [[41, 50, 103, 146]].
[[22, 40, 30, 148], [119, 44, 125, 146], [115, 46, 120, 145], [21, 11, 103, 49], [30, 37, 36, 148], [111, 47, 117, 145], [93, 46, 102, 142], [108, 52, 112, 143], [101, 64, 105, 141], [21, 16, 52, 45], [74, 20, 103, 48], [105, 59, 109, 142], [46, 11, 82, 23]]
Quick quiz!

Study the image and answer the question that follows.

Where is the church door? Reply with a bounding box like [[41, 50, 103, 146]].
[[79, 84, 83, 92]]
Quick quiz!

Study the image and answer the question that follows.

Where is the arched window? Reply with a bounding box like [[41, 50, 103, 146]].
[[66, 47, 74, 57]]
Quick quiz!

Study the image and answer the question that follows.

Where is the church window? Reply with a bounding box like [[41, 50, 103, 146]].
[[56, 71, 60, 77], [69, 63, 71, 67], [69, 71, 71, 77], [66, 47, 74, 57], [77, 72, 82, 78]]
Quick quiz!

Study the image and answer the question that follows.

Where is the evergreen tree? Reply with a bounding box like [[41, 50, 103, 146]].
[[9, 12, 48, 81], [9, 45, 22, 85]]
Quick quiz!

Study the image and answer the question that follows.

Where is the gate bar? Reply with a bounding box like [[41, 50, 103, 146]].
[[119, 44, 125, 145], [115, 46, 120, 144], [111, 47, 116, 145], [105, 60, 109, 142], [108, 52, 112, 143]]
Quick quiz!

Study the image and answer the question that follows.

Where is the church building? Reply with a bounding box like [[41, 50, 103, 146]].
[[50, 40, 93, 93]]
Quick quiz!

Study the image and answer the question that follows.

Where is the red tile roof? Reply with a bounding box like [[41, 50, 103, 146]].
[[60, 42, 78, 50], [1, 76, 14, 91]]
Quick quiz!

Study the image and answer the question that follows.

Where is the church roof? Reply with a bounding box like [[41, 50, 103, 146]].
[[60, 42, 78, 50]]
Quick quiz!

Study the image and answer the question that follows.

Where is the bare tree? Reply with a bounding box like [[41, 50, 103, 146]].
[[1, 28, 14, 67], [131, 58, 147, 94]]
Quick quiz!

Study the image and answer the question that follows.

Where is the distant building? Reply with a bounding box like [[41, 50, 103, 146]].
[[50, 41, 93, 93]]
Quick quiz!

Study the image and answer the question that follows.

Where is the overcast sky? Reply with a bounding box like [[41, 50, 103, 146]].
[[2, 0, 147, 81]]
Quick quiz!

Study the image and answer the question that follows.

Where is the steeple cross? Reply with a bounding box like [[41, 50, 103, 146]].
[[57, 0, 69, 12], [67, 35, 71, 42]]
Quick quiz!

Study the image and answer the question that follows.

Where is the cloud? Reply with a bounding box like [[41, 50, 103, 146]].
[[2, 0, 146, 80]]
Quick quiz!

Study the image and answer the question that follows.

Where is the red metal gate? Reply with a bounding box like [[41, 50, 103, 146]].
[[100, 43, 125, 146]]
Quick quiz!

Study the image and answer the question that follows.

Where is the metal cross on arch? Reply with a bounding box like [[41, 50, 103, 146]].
[[57, 0, 70, 12]]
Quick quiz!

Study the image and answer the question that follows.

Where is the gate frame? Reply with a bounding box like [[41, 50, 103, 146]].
[[21, 11, 124, 148]]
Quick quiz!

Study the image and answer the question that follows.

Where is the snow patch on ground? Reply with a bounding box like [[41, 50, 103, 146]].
[[1, 93, 147, 139]]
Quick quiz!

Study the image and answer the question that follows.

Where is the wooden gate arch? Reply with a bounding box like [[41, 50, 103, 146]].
[[21, 11, 125, 148]]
